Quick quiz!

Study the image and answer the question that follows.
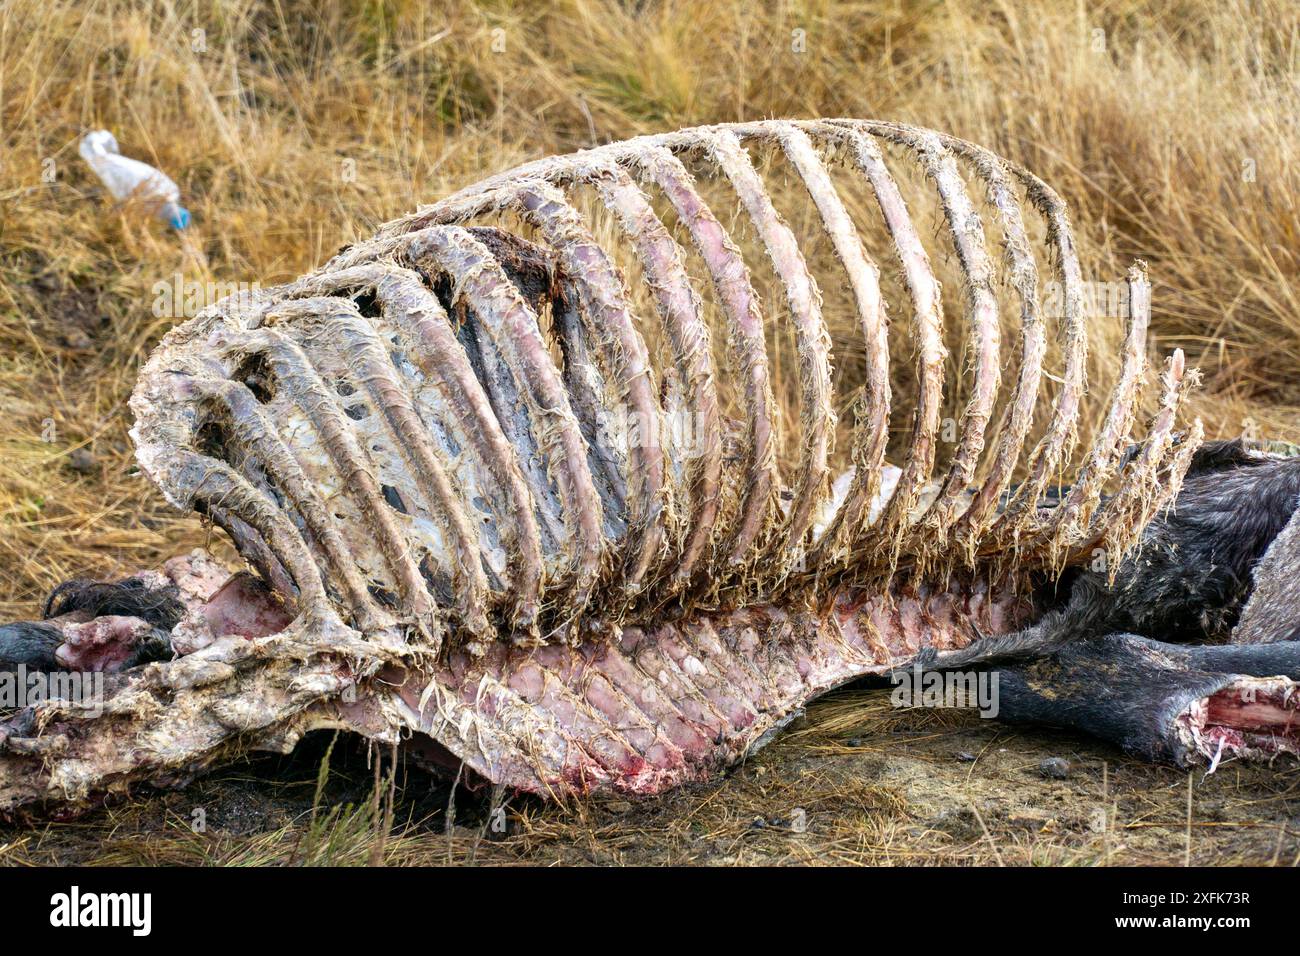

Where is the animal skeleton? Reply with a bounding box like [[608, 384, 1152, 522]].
[[2, 119, 1297, 813]]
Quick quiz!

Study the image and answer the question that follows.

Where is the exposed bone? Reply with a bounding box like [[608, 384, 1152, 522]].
[[507, 183, 667, 599], [1066, 348, 1202, 570], [192, 378, 392, 636], [288, 263, 546, 636], [1032, 262, 1152, 564], [921, 130, 1046, 557], [704, 129, 835, 576], [882, 129, 1001, 562], [578, 159, 722, 596], [149, 453, 337, 619], [834, 127, 947, 577], [771, 125, 891, 573], [406, 226, 604, 640], [283, 304, 492, 640], [630, 145, 779, 575], [214, 325, 440, 644], [984, 156, 1090, 552]]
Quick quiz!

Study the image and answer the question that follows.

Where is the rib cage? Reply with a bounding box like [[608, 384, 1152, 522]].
[[130, 119, 1202, 658]]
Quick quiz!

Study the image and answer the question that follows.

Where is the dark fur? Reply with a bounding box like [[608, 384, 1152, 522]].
[[0, 622, 63, 670], [923, 440, 1300, 670], [13, 577, 188, 671], [42, 577, 185, 631], [990, 634, 1244, 763], [1098, 439, 1300, 642], [992, 633, 1300, 764]]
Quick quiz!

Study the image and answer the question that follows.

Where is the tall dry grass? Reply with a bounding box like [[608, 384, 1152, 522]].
[[0, 0, 1296, 617]]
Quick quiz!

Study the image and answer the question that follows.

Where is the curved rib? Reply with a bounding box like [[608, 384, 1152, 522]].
[[704, 129, 835, 579], [858, 125, 1001, 560], [767, 123, 891, 568], [629, 144, 779, 576], [985, 165, 1089, 550], [842, 119, 1089, 562], [285, 263, 544, 635], [577, 159, 724, 595], [215, 326, 440, 642], [905, 129, 1046, 557], [191, 377, 391, 637], [1033, 262, 1152, 562], [406, 225, 604, 639], [153, 450, 334, 619], [508, 180, 668, 599], [273, 299, 493, 641], [836, 128, 947, 577], [1067, 349, 1202, 567]]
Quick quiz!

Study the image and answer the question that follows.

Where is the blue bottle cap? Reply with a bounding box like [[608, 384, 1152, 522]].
[[166, 204, 191, 230]]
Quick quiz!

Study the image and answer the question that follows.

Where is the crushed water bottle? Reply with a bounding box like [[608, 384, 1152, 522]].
[[78, 130, 190, 229]]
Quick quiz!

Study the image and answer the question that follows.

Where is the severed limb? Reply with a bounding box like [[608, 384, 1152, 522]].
[[992, 633, 1300, 766]]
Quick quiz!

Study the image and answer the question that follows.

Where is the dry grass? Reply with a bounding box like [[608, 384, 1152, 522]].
[[0, 0, 1297, 864]]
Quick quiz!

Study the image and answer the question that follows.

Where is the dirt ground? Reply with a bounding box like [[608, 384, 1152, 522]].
[[4, 685, 1297, 866]]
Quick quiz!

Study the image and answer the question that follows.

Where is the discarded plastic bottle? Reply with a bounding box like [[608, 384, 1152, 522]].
[[78, 130, 191, 229]]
